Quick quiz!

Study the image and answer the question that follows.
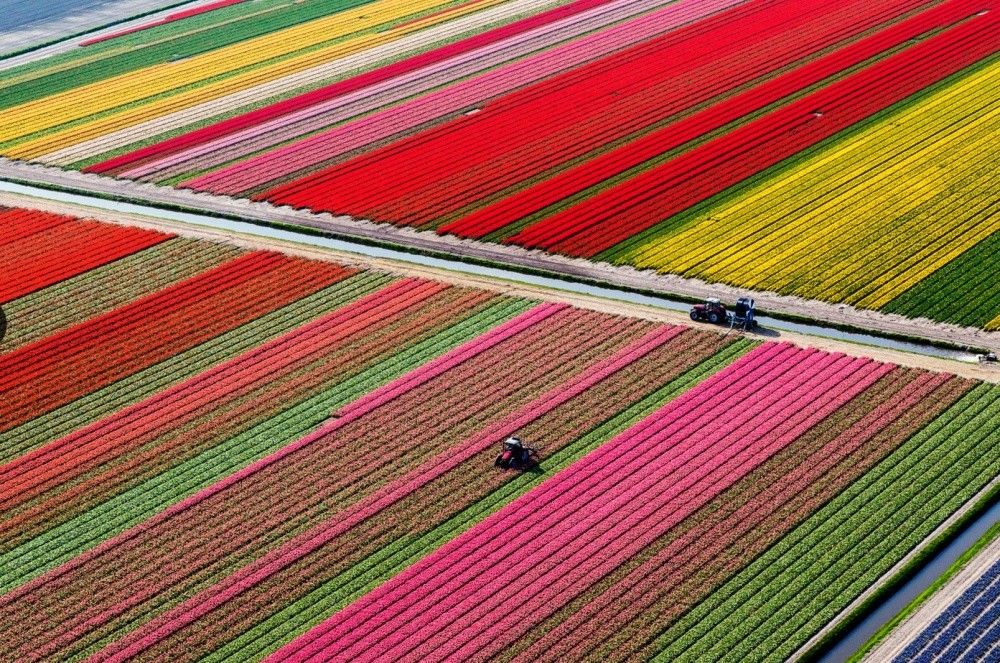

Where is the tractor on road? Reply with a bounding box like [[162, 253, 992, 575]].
[[689, 297, 728, 324], [690, 296, 758, 331]]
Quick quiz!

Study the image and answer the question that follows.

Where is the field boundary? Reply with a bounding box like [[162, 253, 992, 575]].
[[3, 186, 999, 385], [2, 159, 998, 353]]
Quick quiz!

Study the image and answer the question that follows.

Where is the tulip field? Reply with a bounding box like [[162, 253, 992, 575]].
[[0, 0, 997, 329], [2, 205, 1000, 662], [891, 555, 1000, 661]]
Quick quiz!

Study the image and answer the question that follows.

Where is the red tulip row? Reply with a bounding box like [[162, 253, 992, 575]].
[[0, 237, 242, 353], [175, 0, 739, 195], [0, 252, 349, 433], [0, 278, 452, 517], [0, 207, 72, 245], [358, 0, 937, 225], [506, 6, 999, 255], [0, 213, 169, 304], [439, 0, 985, 239], [261, 0, 918, 221]]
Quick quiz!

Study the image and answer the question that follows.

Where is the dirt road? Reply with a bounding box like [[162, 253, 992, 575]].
[[4, 187, 998, 383], [5, 159, 998, 352]]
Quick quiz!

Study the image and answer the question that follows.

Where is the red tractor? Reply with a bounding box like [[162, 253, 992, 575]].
[[690, 296, 758, 330], [495, 436, 539, 470], [689, 297, 728, 324]]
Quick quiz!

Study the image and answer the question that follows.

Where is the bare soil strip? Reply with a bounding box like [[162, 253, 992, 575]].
[[2, 187, 998, 384], [861, 535, 1000, 661], [3, 159, 997, 353]]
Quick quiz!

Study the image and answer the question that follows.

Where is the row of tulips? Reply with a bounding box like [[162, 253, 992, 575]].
[[506, 5, 998, 255], [3, 209, 998, 662], [0, 251, 350, 432], [0, 210, 169, 304]]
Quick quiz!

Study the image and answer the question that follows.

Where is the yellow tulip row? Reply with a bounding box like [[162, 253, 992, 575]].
[[735, 122, 995, 307], [1, 2, 294, 89], [0, 0, 496, 154], [620, 58, 1000, 312], [622, 61, 993, 276]]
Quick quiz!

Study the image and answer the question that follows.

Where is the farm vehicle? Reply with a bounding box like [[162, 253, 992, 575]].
[[690, 296, 759, 331], [495, 436, 540, 470]]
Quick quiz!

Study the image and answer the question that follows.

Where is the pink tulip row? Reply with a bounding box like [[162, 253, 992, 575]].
[[270, 343, 893, 661], [90, 322, 683, 662], [522, 369, 953, 660], [79, 0, 250, 46], [385, 353, 885, 662]]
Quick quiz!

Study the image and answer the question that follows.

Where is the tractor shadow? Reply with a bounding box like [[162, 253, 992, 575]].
[[747, 326, 781, 339], [524, 462, 546, 476]]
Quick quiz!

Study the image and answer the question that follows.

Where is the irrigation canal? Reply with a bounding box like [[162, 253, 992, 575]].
[[0, 179, 983, 364]]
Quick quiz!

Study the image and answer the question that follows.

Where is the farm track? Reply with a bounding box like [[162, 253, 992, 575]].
[[2, 177, 999, 360]]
